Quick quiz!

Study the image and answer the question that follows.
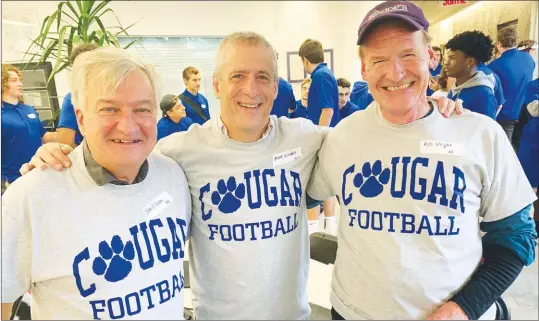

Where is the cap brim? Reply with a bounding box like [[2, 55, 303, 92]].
[[357, 14, 424, 45]]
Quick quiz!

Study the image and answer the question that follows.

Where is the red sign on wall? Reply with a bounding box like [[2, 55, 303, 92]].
[[443, 0, 466, 5]]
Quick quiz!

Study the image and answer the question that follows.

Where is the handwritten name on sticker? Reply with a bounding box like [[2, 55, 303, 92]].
[[273, 147, 303, 167], [420, 140, 464, 156], [144, 191, 173, 221]]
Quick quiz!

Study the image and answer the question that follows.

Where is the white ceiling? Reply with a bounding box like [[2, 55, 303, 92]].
[[411, 0, 479, 25]]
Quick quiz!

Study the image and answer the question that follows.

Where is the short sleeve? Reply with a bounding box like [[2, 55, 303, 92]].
[[1, 183, 32, 302], [58, 93, 79, 131], [480, 123, 537, 222], [306, 130, 336, 201]]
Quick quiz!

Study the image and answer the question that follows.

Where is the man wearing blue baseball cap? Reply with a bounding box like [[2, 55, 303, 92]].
[[307, 1, 537, 320]]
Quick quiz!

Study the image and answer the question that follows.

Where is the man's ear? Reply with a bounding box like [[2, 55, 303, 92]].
[[213, 76, 221, 99], [361, 59, 368, 80], [75, 108, 86, 137]]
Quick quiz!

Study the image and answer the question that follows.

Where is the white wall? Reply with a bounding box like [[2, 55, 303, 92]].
[[2, 1, 376, 105]]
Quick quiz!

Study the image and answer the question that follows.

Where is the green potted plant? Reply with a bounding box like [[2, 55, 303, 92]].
[[23, 0, 139, 83]]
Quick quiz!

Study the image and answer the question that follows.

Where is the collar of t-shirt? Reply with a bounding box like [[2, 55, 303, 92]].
[[311, 63, 328, 75], [82, 141, 149, 186], [373, 101, 439, 129], [1, 101, 20, 108], [217, 116, 273, 140]]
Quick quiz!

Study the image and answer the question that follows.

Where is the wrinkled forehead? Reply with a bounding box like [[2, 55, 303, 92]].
[[222, 42, 275, 74]]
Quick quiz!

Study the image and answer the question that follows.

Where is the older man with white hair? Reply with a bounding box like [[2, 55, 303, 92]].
[[307, 1, 537, 320], [1, 48, 191, 320]]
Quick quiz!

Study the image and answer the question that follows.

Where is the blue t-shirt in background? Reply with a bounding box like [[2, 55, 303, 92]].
[[517, 78, 539, 188], [58, 92, 83, 145], [271, 77, 295, 118], [488, 48, 535, 121], [448, 86, 498, 119], [350, 81, 374, 110], [307, 63, 340, 127], [2, 101, 46, 183], [290, 100, 308, 119], [179, 89, 210, 125], [477, 63, 505, 107], [339, 101, 360, 122], [157, 116, 194, 141], [430, 64, 442, 77]]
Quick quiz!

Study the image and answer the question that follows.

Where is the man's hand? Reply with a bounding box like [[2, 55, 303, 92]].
[[429, 77, 439, 91], [427, 301, 469, 320], [19, 143, 74, 176], [430, 96, 464, 118]]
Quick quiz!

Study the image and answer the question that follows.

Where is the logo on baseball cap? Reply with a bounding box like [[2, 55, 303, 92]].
[[357, 1, 429, 45]]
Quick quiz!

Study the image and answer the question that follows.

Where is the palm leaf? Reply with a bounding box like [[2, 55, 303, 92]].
[[23, 0, 141, 84]]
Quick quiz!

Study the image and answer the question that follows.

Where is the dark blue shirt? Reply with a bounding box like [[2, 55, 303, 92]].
[[2, 101, 46, 183], [179, 89, 210, 125], [430, 64, 442, 77], [271, 77, 295, 118], [157, 116, 194, 141], [290, 100, 308, 119], [350, 81, 374, 110], [339, 101, 360, 121], [307, 63, 340, 127], [58, 92, 83, 145], [477, 64, 505, 107], [488, 48, 535, 120], [448, 85, 498, 119]]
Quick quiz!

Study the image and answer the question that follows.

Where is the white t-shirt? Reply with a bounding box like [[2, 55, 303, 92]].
[[307, 103, 537, 319], [156, 115, 327, 319], [2, 147, 192, 319]]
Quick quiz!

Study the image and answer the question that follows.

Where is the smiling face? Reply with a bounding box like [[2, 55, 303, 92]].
[[361, 22, 433, 118], [76, 69, 157, 173], [213, 41, 278, 140]]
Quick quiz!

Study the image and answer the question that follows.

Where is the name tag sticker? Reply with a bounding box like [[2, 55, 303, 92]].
[[273, 147, 302, 167], [27, 113, 36, 119], [144, 191, 173, 221], [420, 140, 464, 156], [201, 104, 207, 108]]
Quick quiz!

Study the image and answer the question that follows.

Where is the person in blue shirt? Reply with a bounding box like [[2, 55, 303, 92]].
[[271, 52, 296, 118], [488, 27, 535, 143], [290, 78, 310, 119], [298, 39, 339, 234], [350, 80, 374, 110], [477, 63, 505, 114], [1, 64, 57, 192], [337, 78, 360, 121], [516, 78, 539, 234], [57, 43, 100, 148], [271, 77, 296, 118], [430, 46, 443, 76], [427, 46, 443, 96], [298, 39, 340, 128], [157, 94, 194, 141], [444, 31, 498, 119], [179, 66, 210, 125]]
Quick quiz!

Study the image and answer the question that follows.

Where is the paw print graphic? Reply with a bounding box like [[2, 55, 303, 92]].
[[211, 177, 246, 214], [353, 160, 390, 198], [92, 235, 135, 282]]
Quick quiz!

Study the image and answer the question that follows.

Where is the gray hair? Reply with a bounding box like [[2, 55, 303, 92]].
[[214, 31, 278, 80], [71, 47, 161, 111]]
